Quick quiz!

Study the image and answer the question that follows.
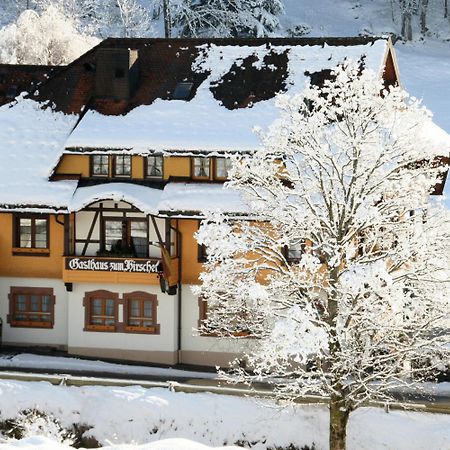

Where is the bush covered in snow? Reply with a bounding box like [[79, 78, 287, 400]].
[[0, 6, 99, 65]]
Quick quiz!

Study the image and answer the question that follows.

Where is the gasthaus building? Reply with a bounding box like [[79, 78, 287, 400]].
[[0, 36, 447, 367]]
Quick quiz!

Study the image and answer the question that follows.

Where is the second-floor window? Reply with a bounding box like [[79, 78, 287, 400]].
[[14, 215, 49, 251], [284, 241, 306, 262], [113, 155, 131, 177], [146, 156, 163, 178], [102, 218, 147, 258], [214, 157, 232, 180], [191, 157, 232, 180], [91, 155, 109, 177], [192, 157, 210, 180]]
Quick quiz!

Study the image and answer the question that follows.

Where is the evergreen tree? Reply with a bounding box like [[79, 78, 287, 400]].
[[171, 0, 284, 38]]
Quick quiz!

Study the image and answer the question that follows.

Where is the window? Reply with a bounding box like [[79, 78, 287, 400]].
[[214, 157, 232, 180], [84, 290, 118, 332], [6, 85, 18, 99], [192, 157, 210, 180], [146, 156, 163, 178], [91, 155, 109, 177], [283, 241, 306, 262], [123, 292, 159, 334], [172, 82, 193, 100], [8, 287, 55, 328], [13, 214, 49, 255], [197, 220, 207, 262], [101, 218, 147, 258], [198, 243, 208, 263], [198, 298, 250, 337], [113, 155, 131, 177], [84, 290, 159, 334]]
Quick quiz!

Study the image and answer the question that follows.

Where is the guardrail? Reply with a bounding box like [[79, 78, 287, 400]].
[[0, 370, 448, 415]]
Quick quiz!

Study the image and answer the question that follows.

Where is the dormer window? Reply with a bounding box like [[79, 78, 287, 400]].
[[113, 155, 131, 177], [192, 157, 210, 180], [172, 82, 193, 100], [146, 156, 163, 179], [91, 155, 109, 177], [214, 157, 232, 180]]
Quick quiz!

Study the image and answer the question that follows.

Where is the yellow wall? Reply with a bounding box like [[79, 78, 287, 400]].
[[131, 155, 144, 178], [55, 155, 90, 177], [0, 213, 203, 284], [54, 155, 193, 180], [163, 157, 191, 180], [178, 219, 203, 285], [0, 213, 65, 279]]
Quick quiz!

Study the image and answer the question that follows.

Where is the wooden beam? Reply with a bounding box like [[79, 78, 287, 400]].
[[64, 215, 70, 256], [81, 210, 100, 256]]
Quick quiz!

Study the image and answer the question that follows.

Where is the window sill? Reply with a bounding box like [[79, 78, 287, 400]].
[[199, 329, 251, 338], [12, 248, 50, 257], [124, 324, 160, 334], [85, 325, 116, 332], [10, 320, 52, 329]]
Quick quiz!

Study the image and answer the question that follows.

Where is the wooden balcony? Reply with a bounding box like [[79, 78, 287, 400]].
[[62, 256, 179, 286]]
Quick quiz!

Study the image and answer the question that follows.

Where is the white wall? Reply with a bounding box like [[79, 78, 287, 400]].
[[0, 277, 68, 347], [0, 276, 248, 361]]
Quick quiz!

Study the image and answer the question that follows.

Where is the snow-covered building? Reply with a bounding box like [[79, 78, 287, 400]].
[[0, 36, 445, 367]]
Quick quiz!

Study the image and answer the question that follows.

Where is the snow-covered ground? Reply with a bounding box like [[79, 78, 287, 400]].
[[0, 353, 216, 379], [0, 380, 448, 450], [0, 437, 240, 450]]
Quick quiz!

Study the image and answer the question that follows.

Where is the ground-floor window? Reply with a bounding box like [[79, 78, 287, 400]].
[[198, 297, 251, 338], [83, 290, 159, 334], [84, 290, 119, 332], [8, 287, 55, 328], [123, 292, 159, 334]]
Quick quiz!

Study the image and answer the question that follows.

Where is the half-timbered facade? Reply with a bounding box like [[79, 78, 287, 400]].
[[0, 36, 447, 367]]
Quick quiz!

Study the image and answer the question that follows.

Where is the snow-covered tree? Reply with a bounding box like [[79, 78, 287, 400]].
[[170, 0, 284, 38], [33, 0, 154, 38], [195, 64, 450, 450], [0, 5, 99, 65], [115, 0, 154, 37]]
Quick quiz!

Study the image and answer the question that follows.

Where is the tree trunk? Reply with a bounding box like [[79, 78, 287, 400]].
[[401, 11, 413, 40], [445, 0, 448, 19], [163, 0, 172, 38], [420, 0, 429, 35], [329, 396, 350, 450]]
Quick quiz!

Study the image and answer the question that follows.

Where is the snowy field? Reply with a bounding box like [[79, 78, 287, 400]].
[[0, 380, 448, 449]]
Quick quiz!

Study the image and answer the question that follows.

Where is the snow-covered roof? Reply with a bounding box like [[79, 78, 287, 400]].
[[0, 96, 78, 212], [69, 182, 246, 217], [69, 183, 162, 215], [158, 183, 246, 216], [0, 38, 448, 215], [65, 40, 390, 154]]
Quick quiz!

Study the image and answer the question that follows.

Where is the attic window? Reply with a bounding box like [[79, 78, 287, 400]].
[[115, 68, 125, 79], [172, 82, 193, 100], [6, 85, 18, 99]]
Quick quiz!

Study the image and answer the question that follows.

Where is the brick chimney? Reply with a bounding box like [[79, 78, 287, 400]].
[[95, 48, 139, 100]]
